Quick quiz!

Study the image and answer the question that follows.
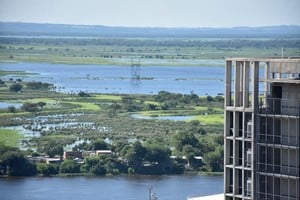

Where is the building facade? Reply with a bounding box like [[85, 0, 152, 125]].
[[224, 58, 300, 200]]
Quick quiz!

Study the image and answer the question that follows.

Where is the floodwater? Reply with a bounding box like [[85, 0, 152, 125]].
[[0, 62, 225, 95]]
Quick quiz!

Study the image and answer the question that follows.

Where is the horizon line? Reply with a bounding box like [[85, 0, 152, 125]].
[[1, 21, 300, 29]]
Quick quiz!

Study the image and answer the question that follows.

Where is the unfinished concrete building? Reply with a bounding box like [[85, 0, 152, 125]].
[[224, 58, 300, 200]]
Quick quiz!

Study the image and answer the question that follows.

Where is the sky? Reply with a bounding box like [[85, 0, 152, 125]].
[[0, 0, 299, 28]]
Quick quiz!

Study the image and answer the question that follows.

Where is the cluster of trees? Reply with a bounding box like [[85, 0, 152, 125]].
[[8, 81, 52, 92], [0, 144, 37, 176], [21, 102, 46, 112], [0, 126, 223, 177], [154, 91, 201, 109], [78, 91, 90, 97], [108, 91, 223, 114], [25, 82, 51, 90], [73, 139, 184, 175], [5, 101, 46, 113], [9, 83, 23, 92]]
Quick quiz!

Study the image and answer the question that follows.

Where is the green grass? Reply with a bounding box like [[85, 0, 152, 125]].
[[192, 114, 224, 125], [194, 106, 223, 112], [2, 41, 299, 66], [93, 94, 122, 101], [67, 101, 100, 111], [0, 128, 22, 147], [0, 70, 37, 76], [138, 110, 188, 117], [144, 100, 160, 105]]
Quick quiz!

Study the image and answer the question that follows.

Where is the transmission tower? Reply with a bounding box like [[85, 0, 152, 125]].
[[130, 58, 141, 85]]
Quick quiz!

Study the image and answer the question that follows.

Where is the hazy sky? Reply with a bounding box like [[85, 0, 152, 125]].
[[0, 0, 299, 27]]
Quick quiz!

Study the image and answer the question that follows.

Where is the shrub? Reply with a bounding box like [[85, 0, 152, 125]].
[[25, 82, 51, 90], [21, 102, 39, 112], [7, 106, 16, 113], [78, 91, 90, 97], [37, 163, 58, 176], [60, 160, 80, 174], [9, 83, 22, 92]]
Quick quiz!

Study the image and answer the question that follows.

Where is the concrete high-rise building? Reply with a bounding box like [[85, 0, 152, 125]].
[[224, 58, 300, 200]]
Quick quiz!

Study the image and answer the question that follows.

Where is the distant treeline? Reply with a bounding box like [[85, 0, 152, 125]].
[[0, 22, 300, 38], [1, 37, 299, 49]]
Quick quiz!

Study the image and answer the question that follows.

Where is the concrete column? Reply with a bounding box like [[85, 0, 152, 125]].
[[243, 61, 250, 108], [252, 61, 259, 111], [224, 60, 232, 196], [264, 62, 270, 98], [243, 61, 249, 108], [225, 60, 232, 107], [235, 61, 242, 107], [251, 61, 260, 199]]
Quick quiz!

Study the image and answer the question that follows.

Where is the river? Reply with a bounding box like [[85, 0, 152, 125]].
[[0, 175, 223, 200], [0, 62, 224, 95]]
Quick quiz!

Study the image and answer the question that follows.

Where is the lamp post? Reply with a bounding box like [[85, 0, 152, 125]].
[[148, 186, 152, 200], [148, 186, 158, 200]]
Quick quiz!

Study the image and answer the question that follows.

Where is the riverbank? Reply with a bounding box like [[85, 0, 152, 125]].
[[0, 56, 225, 66]]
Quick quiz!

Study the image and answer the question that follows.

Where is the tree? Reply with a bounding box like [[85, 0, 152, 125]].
[[173, 131, 200, 152], [182, 145, 196, 168], [99, 154, 125, 175], [60, 159, 80, 173], [125, 141, 146, 171], [37, 102, 46, 109], [37, 163, 58, 176], [21, 102, 39, 112], [46, 144, 64, 158], [90, 163, 106, 175], [7, 106, 16, 113], [0, 79, 5, 85], [203, 147, 224, 172], [39, 140, 64, 158], [0, 151, 37, 176], [9, 83, 22, 92], [81, 156, 100, 173], [78, 91, 90, 97], [25, 82, 51, 90], [144, 144, 171, 164], [206, 95, 214, 102], [90, 139, 108, 150]]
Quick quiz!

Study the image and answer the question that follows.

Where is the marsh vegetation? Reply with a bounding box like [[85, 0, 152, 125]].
[[0, 76, 224, 176], [1, 36, 299, 65]]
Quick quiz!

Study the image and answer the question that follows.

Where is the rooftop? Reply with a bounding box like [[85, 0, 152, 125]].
[[187, 193, 223, 200], [225, 57, 300, 62]]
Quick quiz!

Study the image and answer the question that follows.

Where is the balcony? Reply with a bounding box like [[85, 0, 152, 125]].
[[258, 134, 300, 147], [257, 162, 299, 177], [257, 192, 298, 200], [259, 98, 300, 116]]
